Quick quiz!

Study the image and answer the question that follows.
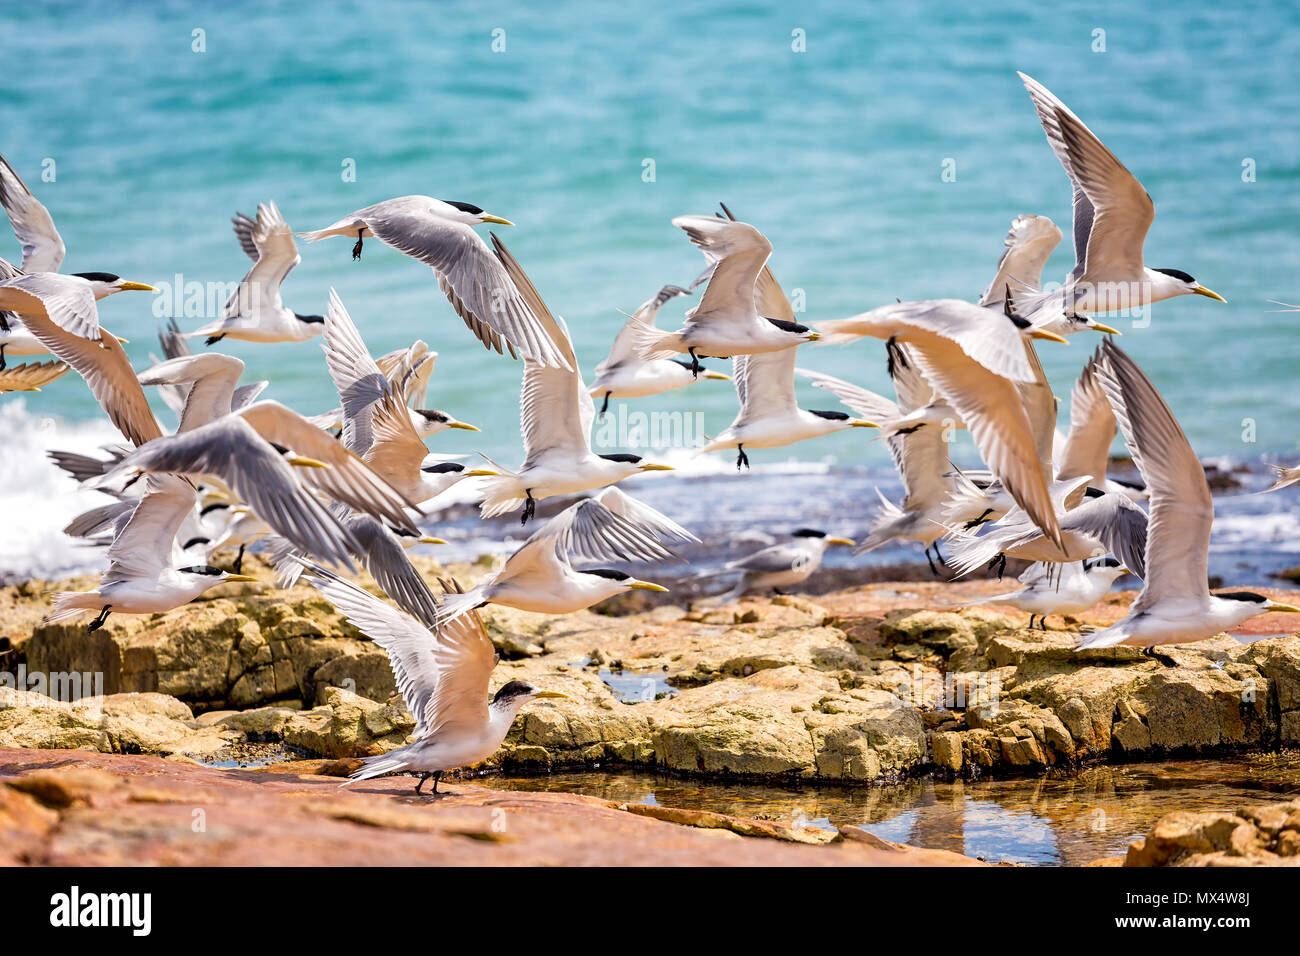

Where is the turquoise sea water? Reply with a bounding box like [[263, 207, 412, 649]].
[[2, 1, 1299, 577]]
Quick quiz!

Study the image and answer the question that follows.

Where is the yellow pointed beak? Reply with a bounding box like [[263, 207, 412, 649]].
[[1267, 602, 1300, 613], [805, 331, 821, 342], [113, 334, 131, 344], [532, 690, 569, 699], [418, 536, 447, 545], [850, 420, 879, 429], [828, 537, 856, 547], [224, 573, 258, 583], [1091, 322, 1122, 335], [448, 421, 480, 431], [118, 281, 155, 292], [1193, 285, 1226, 303], [479, 214, 514, 226], [463, 468, 501, 478], [704, 370, 732, 381], [639, 463, 674, 472], [627, 580, 669, 592], [289, 456, 330, 469], [1031, 329, 1070, 344]]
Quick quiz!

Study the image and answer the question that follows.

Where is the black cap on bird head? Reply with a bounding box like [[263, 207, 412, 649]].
[[792, 528, 827, 538], [492, 679, 538, 704], [1215, 591, 1268, 604], [443, 201, 484, 215]]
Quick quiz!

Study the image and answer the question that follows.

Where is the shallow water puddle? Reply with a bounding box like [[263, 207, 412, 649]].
[[483, 757, 1300, 865], [597, 668, 678, 703]]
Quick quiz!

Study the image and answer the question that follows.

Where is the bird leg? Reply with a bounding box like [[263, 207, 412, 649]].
[[932, 540, 948, 568], [688, 348, 701, 378], [232, 543, 247, 575], [413, 772, 430, 795], [520, 491, 536, 525], [1142, 646, 1178, 668], [352, 229, 364, 260], [735, 445, 749, 471], [0, 344, 6, 371], [987, 553, 1007, 579], [431, 770, 442, 794], [599, 391, 611, 419], [924, 545, 938, 577], [1038, 616, 1049, 631], [204, 333, 225, 346], [87, 605, 112, 633]]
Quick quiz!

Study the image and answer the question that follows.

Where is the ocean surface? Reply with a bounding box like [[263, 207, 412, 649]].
[[2, 0, 1299, 581]]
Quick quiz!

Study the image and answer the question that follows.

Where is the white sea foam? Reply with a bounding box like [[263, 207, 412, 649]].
[[0, 400, 121, 581]]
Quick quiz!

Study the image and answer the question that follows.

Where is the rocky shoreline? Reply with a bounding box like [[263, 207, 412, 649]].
[[3, 557, 1299, 864]]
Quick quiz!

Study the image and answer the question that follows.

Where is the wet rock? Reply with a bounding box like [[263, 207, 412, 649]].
[[1126, 798, 1300, 866], [930, 731, 964, 772], [0, 747, 981, 866]]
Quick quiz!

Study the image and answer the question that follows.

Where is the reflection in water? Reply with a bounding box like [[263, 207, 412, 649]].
[[483, 757, 1300, 865]]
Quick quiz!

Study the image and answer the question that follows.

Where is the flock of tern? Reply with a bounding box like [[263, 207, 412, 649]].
[[3, 72, 1297, 792]]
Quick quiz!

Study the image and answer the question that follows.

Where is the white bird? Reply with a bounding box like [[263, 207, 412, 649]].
[[588, 284, 731, 416], [1013, 73, 1225, 323], [187, 201, 322, 344], [474, 236, 673, 524], [943, 473, 1148, 580], [0, 318, 51, 367], [634, 215, 819, 372], [814, 298, 1069, 551], [319, 289, 496, 507], [699, 345, 878, 469], [1053, 350, 1147, 503], [269, 508, 445, 628], [300, 197, 570, 369], [303, 565, 567, 795], [0, 271, 153, 343], [308, 339, 474, 441], [0, 154, 65, 274], [975, 557, 1130, 630], [1077, 340, 1300, 656], [0, 154, 154, 335], [0, 276, 162, 447], [91, 401, 424, 571], [43, 475, 257, 631], [435, 488, 687, 627], [708, 528, 855, 603], [978, 213, 1121, 337], [136, 352, 249, 433], [0, 358, 67, 392], [801, 343, 959, 572], [147, 319, 268, 426]]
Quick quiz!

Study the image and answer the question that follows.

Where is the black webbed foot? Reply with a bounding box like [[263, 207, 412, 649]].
[[1142, 646, 1178, 668], [352, 229, 364, 260], [87, 605, 111, 633], [735, 445, 749, 471], [520, 492, 536, 525], [599, 391, 611, 418], [688, 348, 701, 378], [204, 334, 225, 346]]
